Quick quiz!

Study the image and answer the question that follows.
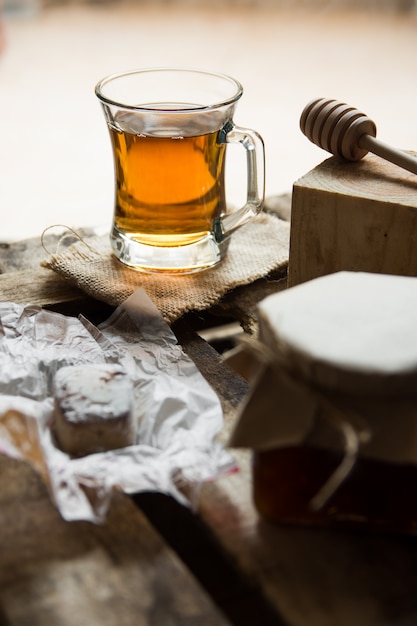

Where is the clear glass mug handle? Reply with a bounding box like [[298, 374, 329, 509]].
[[216, 122, 265, 241]]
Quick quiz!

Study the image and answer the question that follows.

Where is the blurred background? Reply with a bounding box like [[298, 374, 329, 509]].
[[0, 0, 416, 241]]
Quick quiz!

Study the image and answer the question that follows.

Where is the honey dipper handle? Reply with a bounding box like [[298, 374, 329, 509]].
[[359, 134, 417, 175]]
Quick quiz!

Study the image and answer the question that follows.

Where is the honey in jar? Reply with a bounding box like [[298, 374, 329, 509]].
[[229, 271, 417, 533]]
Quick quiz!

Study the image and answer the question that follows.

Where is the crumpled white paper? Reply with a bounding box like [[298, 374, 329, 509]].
[[0, 289, 233, 523]]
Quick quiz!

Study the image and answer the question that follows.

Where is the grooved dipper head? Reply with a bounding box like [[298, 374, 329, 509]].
[[300, 97, 377, 161]]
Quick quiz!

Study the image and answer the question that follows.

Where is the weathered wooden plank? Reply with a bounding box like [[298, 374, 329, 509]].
[[0, 229, 96, 274], [0, 229, 100, 307], [0, 456, 231, 626], [0, 267, 85, 307], [193, 440, 417, 626]]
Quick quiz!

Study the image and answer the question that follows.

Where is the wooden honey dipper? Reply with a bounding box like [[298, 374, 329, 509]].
[[300, 97, 417, 175]]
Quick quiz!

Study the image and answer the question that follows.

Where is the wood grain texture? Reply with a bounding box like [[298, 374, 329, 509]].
[[0, 267, 85, 306], [288, 152, 417, 286], [0, 229, 96, 307], [197, 441, 417, 626], [0, 456, 231, 626]]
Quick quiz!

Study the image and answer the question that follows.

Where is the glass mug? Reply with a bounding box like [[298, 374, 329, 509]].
[[95, 68, 265, 274]]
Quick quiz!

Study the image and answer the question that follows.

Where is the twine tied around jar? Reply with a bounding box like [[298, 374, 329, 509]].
[[229, 335, 372, 511]]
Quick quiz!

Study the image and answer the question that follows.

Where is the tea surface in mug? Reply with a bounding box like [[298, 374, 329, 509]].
[[109, 122, 226, 248]]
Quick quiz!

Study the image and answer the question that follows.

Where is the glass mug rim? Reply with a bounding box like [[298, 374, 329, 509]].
[[94, 66, 244, 113]]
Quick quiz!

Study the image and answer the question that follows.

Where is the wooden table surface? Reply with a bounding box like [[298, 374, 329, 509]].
[[0, 455, 231, 626], [2, 214, 417, 626]]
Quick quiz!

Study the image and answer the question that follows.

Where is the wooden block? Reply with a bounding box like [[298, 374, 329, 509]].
[[288, 152, 417, 287]]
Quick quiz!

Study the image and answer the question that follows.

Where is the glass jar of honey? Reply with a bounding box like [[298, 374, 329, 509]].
[[229, 271, 417, 533], [253, 445, 417, 533]]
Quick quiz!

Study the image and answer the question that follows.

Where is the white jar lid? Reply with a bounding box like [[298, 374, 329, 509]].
[[258, 271, 417, 397]]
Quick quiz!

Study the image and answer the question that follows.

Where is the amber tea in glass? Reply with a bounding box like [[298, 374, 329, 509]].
[[95, 68, 264, 274]]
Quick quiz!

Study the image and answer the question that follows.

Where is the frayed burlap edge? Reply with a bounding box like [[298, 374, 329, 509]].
[[43, 212, 290, 324]]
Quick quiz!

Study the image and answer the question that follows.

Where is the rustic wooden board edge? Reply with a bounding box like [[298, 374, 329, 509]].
[[0, 455, 232, 626]]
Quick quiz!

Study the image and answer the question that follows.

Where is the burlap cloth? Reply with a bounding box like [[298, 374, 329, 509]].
[[43, 212, 290, 324]]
